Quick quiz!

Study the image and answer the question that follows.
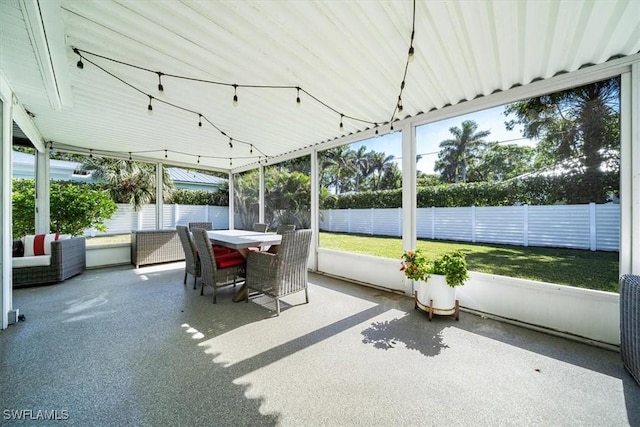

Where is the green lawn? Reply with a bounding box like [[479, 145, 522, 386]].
[[319, 232, 619, 293]]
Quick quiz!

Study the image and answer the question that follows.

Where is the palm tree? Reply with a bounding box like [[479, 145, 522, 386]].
[[369, 152, 396, 191], [319, 146, 356, 194], [434, 120, 490, 183], [351, 146, 371, 192], [82, 158, 174, 211]]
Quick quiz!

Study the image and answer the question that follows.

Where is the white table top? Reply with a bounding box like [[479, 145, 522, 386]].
[[206, 230, 282, 249]]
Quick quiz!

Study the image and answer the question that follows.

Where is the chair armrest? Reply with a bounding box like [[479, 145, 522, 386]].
[[50, 237, 86, 279]]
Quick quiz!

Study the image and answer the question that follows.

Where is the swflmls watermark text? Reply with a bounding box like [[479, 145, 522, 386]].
[[3, 409, 69, 421]]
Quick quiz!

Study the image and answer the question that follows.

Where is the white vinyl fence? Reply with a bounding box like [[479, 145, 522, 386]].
[[320, 203, 620, 251], [84, 204, 229, 236]]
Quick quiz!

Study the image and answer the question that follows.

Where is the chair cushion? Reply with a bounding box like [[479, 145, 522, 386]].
[[215, 252, 246, 269], [213, 245, 232, 256], [12, 255, 52, 268]]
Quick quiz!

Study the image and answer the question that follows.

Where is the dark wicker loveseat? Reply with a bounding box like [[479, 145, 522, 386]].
[[12, 237, 86, 287]]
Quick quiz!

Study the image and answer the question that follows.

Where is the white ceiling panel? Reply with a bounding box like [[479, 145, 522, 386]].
[[0, 0, 639, 172]]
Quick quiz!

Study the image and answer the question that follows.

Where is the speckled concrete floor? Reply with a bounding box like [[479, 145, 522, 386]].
[[1, 263, 639, 426]]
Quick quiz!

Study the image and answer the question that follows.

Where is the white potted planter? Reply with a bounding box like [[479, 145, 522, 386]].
[[415, 274, 458, 318], [401, 249, 469, 321]]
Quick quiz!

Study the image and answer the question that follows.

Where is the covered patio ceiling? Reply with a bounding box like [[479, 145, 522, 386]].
[[1, 0, 639, 172]]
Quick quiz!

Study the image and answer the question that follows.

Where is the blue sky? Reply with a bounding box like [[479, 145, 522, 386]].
[[350, 105, 536, 174]]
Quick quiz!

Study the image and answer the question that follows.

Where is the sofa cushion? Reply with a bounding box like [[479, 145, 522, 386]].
[[12, 240, 24, 257], [22, 233, 66, 256], [12, 255, 52, 268]]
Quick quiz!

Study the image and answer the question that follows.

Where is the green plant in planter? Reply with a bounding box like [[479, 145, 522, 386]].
[[431, 250, 469, 287], [401, 249, 469, 287], [400, 249, 431, 282]]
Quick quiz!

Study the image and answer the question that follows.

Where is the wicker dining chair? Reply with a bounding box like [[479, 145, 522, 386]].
[[176, 225, 200, 289], [266, 224, 296, 254], [191, 228, 246, 303], [245, 229, 312, 315], [188, 222, 213, 231], [253, 223, 268, 232]]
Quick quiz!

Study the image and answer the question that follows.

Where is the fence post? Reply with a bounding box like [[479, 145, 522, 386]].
[[398, 207, 402, 237], [348, 208, 351, 233], [370, 208, 374, 235], [205, 205, 209, 223], [471, 205, 476, 243], [523, 205, 529, 247], [431, 206, 436, 239], [589, 202, 597, 251], [137, 208, 143, 231], [174, 204, 179, 228]]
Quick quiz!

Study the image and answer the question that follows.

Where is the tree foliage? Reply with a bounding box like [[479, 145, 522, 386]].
[[12, 179, 117, 238], [82, 158, 174, 211], [434, 120, 490, 183]]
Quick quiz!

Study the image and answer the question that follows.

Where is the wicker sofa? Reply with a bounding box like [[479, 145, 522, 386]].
[[12, 236, 86, 287], [131, 229, 184, 268]]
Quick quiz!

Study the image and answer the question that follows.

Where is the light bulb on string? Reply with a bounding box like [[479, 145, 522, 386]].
[[397, 97, 403, 113], [198, 114, 202, 128], [250, 144, 253, 154], [408, 45, 415, 62], [197, 155, 200, 164], [75, 49, 84, 69], [339, 114, 344, 131], [147, 96, 153, 115], [164, 150, 168, 159], [229, 158, 232, 167], [232, 84, 238, 107], [374, 123, 379, 135], [129, 152, 132, 161], [229, 138, 233, 149], [296, 87, 301, 106], [157, 72, 164, 94], [89, 149, 93, 159], [390, 122, 394, 132]]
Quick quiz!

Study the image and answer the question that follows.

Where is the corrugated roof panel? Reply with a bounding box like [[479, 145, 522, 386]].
[[1, 0, 638, 172]]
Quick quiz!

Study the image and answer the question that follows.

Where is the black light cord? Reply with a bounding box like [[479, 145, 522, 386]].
[[390, 0, 417, 129]]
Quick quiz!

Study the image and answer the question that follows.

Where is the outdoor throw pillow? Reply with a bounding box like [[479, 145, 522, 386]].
[[22, 233, 61, 257], [12, 240, 24, 257]]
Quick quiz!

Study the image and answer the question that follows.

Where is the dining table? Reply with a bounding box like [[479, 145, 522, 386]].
[[206, 229, 282, 302]]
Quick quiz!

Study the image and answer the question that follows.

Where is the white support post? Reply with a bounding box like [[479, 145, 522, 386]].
[[155, 163, 164, 229], [310, 149, 319, 271], [35, 150, 50, 234], [631, 63, 640, 274], [401, 123, 417, 295], [258, 164, 265, 224], [228, 172, 235, 229], [1, 93, 13, 329]]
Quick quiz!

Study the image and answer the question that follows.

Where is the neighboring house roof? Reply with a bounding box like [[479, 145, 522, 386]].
[[11, 151, 227, 188], [166, 167, 227, 186], [13, 150, 82, 172]]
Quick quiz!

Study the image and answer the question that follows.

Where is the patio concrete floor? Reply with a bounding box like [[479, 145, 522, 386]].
[[1, 262, 639, 426]]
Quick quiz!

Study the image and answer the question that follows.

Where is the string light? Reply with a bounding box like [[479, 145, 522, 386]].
[[164, 150, 167, 158], [390, 122, 394, 132], [229, 138, 233, 149], [157, 72, 164, 93], [89, 149, 93, 158], [198, 114, 202, 128], [197, 155, 200, 164], [147, 96, 153, 115], [374, 123, 379, 135], [74, 48, 83, 69], [397, 97, 403, 113], [250, 144, 253, 154], [408, 45, 415, 62], [339, 114, 344, 131], [232, 84, 238, 107], [129, 152, 132, 161], [229, 158, 232, 166], [296, 87, 301, 106]]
